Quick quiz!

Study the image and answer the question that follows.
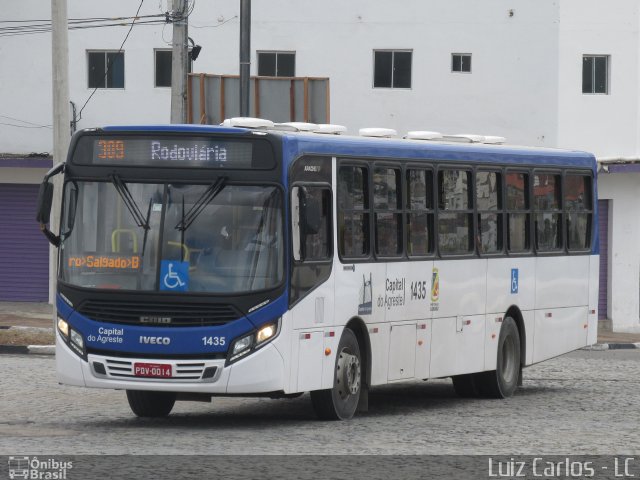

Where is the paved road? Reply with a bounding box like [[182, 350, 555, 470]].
[[1, 350, 638, 455]]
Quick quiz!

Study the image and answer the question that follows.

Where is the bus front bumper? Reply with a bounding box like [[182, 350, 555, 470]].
[[56, 331, 286, 394]]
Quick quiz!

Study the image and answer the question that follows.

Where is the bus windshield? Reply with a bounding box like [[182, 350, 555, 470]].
[[59, 180, 283, 294]]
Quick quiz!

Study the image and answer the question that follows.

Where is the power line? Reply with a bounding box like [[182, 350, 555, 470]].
[[0, 114, 52, 128], [0, 18, 166, 38], [76, 0, 146, 122]]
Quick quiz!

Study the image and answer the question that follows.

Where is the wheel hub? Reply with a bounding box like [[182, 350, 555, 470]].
[[336, 351, 361, 398]]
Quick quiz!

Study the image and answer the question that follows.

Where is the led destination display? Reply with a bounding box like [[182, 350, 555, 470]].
[[72, 135, 275, 169]]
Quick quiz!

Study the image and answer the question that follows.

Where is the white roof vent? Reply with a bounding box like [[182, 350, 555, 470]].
[[406, 131, 443, 141], [276, 122, 318, 132], [439, 134, 485, 143], [314, 124, 347, 135], [359, 127, 397, 138], [221, 117, 274, 129], [483, 135, 507, 145]]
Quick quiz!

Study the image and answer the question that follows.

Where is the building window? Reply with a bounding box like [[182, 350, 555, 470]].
[[452, 53, 472, 73], [373, 50, 412, 88], [88, 51, 124, 89], [582, 55, 609, 94], [154, 49, 193, 88], [257, 51, 295, 77]]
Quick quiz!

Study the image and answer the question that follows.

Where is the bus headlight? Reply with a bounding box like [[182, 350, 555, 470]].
[[256, 323, 276, 345], [227, 319, 281, 365], [70, 329, 84, 350], [57, 317, 69, 338]]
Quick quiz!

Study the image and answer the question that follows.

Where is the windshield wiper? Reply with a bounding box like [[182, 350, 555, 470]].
[[174, 176, 227, 233], [110, 174, 150, 231]]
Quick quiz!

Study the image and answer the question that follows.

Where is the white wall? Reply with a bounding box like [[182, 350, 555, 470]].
[[558, 0, 640, 156], [598, 173, 640, 332]]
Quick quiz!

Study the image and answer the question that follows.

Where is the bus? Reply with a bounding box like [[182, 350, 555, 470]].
[[37, 119, 598, 420]]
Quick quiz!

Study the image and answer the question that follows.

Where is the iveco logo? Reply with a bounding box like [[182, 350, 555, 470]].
[[139, 316, 172, 324], [139, 336, 171, 345]]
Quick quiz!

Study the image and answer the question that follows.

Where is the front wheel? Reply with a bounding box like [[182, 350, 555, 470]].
[[310, 328, 362, 420], [126, 390, 176, 417], [479, 317, 521, 398]]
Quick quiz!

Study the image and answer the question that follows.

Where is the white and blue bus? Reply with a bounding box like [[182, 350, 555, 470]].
[[37, 119, 598, 420]]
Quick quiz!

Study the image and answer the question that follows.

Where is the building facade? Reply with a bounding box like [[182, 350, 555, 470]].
[[1, 0, 639, 331]]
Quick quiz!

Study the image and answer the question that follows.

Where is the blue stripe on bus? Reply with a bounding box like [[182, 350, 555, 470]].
[[56, 292, 288, 356]]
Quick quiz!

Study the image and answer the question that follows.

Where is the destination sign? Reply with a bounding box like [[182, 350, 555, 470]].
[[72, 135, 275, 169]]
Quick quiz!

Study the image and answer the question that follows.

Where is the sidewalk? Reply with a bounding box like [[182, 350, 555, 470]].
[[1, 301, 640, 350]]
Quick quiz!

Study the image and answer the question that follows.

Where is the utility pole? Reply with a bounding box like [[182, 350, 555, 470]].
[[170, 0, 189, 123], [50, 0, 70, 305], [239, 0, 251, 117]]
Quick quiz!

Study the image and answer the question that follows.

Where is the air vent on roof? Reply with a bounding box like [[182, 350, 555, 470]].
[[442, 134, 486, 143], [359, 128, 397, 138], [314, 124, 347, 135], [406, 131, 443, 140], [482, 136, 507, 144], [221, 117, 275, 128], [275, 122, 319, 132]]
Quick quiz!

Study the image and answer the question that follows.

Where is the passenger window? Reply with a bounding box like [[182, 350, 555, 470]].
[[505, 171, 530, 253], [533, 173, 562, 251], [407, 169, 434, 256], [374, 167, 402, 257], [438, 169, 473, 255], [565, 174, 592, 251], [338, 166, 370, 257], [476, 171, 503, 254]]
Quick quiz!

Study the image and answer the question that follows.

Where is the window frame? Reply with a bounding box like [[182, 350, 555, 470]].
[[87, 50, 125, 89], [504, 169, 532, 255], [436, 166, 474, 257], [372, 164, 403, 258], [582, 54, 609, 95], [405, 165, 436, 259], [337, 161, 372, 261], [475, 168, 504, 256], [532, 169, 564, 253], [257, 50, 296, 77], [563, 170, 593, 253], [372, 49, 413, 89], [452, 53, 472, 73]]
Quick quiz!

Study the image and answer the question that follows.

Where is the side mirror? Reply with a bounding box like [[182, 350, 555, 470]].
[[36, 182, 54, 224], [36, 162, 65, 247]]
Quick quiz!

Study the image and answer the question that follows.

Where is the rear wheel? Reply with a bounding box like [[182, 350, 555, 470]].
[[479, 317, 521, 398], [310, 328, 362, 420], [126, 390, 176, 417]]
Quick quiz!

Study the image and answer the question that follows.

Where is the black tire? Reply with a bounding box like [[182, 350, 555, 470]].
[[126, 390, 176, 417], [310, 328, 362, 420], [478, 317, 521, 398], [452, 373, 481, 397]]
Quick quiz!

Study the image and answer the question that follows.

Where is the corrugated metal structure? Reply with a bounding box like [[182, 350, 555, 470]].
[[0, 183, 49, 301], [598, 199, 609, 320], [187, 74, 330, 125]]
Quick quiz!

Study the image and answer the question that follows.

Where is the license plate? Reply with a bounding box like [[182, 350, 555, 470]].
[[133, 362, 172, 378]]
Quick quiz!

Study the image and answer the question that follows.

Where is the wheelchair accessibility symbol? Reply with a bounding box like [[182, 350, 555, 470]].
[[160, 260, 189, 291], [511, 268, 519, 294]]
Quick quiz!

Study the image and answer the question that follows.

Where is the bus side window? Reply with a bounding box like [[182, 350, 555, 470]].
[[565, 174, 592, 251], [505, 171, 530, 253], [476, 170, 503, 254], [292, 186, 332, 262], [437, 169, 473, 255], [373, 167, 402, 257], [407, 168, 434, 256], [338, 166, 370, 258], [533, 172, 562, 251]]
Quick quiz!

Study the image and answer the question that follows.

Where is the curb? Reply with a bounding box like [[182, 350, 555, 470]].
[[583, 343, 640, 351], [0, 344, 55, 355]]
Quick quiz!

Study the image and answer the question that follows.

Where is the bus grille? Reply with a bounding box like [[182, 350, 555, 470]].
[[76, 300, 242, 327]]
